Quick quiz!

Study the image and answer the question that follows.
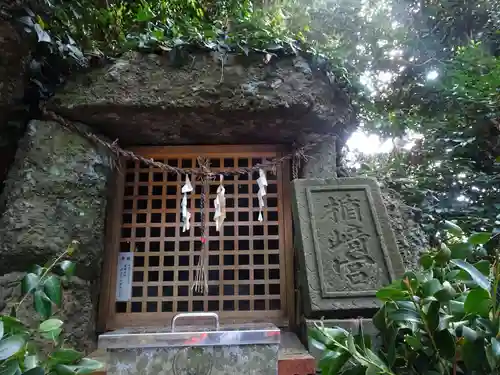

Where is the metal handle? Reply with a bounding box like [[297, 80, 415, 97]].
[[171, 312, 220, 332]]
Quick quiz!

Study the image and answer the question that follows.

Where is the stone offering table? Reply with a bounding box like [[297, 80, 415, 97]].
[[98, 313, 280, 375]]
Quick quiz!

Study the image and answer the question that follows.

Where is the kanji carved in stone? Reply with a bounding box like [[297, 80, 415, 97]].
[[292, 178, 404, 316]]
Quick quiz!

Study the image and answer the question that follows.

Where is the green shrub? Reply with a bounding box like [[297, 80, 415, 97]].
[[311, 225, 500, 375], [0, 243, 102, 375]]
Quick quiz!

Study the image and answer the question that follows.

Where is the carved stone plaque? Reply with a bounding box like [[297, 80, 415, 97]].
[[292, 178, 404, 316]]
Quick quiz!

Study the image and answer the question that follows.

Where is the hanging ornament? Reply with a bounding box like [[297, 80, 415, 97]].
[[193, 178, 209, 294], [213, 175, 226, 232], [181, 175, 193, 232], [256, 168, 268, 222]]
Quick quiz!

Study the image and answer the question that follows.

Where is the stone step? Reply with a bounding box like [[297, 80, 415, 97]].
[[278, 332, 316, 375], [87, 331, 316, 375]]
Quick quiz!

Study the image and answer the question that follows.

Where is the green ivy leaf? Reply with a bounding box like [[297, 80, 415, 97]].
[[39, 319, 63, 333], [34, 291, 52, 320], [57, 261, 75, 277], [30, 265, 44, 277], [468, 232, 492, 245], [0, 335, 27, 361], [451, 259, 491, 291], [0, 317, 25, 335], [50, 349, 83, 365], [21, 274, 40, 295], [43, 276, 62, 307]]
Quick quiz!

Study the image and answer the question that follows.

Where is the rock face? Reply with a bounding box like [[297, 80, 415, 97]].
[[0, 272, 97, 353], [49, 52, 355, 147], [0, 120, 112, 279]]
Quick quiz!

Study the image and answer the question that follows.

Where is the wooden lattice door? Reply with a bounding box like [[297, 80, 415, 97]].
[[99, 146, 293, 330]]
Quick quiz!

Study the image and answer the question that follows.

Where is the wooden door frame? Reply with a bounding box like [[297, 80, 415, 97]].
[[97, 145, 294, 332]]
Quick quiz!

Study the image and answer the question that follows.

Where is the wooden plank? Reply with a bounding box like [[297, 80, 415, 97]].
[[97, 161, 125, 332]]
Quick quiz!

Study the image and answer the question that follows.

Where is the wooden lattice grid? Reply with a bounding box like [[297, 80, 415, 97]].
[[100, 146, 293, 329]]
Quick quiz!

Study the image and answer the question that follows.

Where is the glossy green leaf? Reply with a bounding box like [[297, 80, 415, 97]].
[[460, 326, 478, 342], [435, 281, 456, 302], [43, 275, 62, 307], [468, 232, 492, 245], [50, 349, 84, 364], [22, 368, 44, 375], [491, 338, 500, 359], [435, 243, 452, 264], [463, 339, 488, 370], [0, 317, 25, 334], [34, 291, 52, 319], [21, 274, 40, 295], [433, 329, 455, 359], [388, 307, 421, 323], [422, 279, 443, 297], [401, 272, 419, 291], [451, 259, 491, 291], [376, 286, 408, 301], [419, 253, 434, 270], [0, 321, 3, 340], [464, 288, 491, 317], [24, 355, 38, 371], [372, 306, 387, 332], [365, 364, 379, 375], [40, 328, 62, 341], [425, 300, 440, 331], [0, 360, 21, 375], [55, 359, 105, 375], [319, 349, 350, 375], [39, 319, 63, 333], [443, 220, 463, 236], [404, 334, 423, 350], [30, 265, 44, 277], [449, 242, 473, 259], [449, 300, 465, 318], [0, 335, 26, 361], [57, 261, 76, 277]]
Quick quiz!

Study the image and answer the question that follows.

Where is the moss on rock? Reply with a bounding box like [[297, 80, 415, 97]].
[[0, 120, 111, 279]]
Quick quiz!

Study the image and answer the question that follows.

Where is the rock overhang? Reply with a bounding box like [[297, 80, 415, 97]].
[[48, 51, 355, 147]]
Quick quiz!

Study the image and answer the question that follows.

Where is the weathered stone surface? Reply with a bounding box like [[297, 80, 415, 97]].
[[48, 52, 355, 146], [0, 20, 27, 110], [0, 272, 97, 353], [292, 178, 404, 317], [382, 189, 427, 270], [0, 120, 112, 279], [300, 135, 337, 179]]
